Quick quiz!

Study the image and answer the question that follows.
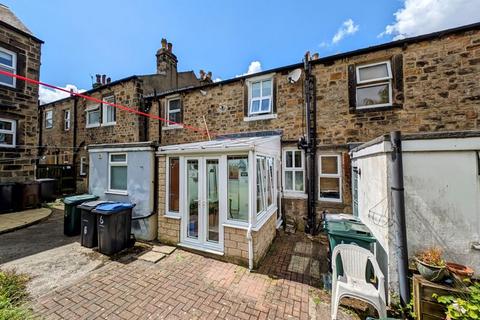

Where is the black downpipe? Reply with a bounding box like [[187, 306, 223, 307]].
[[36, 102, 44, 168], [299, 53, 317, 235], [390, 131, 410, 308], [72, 94, 78, 193]]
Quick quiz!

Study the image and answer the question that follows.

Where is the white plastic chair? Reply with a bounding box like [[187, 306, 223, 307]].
[[331, 244, 387, 320]]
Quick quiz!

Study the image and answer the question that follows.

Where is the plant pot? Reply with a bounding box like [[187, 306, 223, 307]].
[[446, 262, 474, 281], [415, 258, 447, 282]]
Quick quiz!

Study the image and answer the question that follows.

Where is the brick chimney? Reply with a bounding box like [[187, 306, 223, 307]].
[[156, 38, 178, 77]]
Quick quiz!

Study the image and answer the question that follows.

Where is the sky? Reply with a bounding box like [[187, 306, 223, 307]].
[[2, 0, 479, 104]]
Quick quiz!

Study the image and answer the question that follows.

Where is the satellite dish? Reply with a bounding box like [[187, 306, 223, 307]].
[[287, 68, 302, 84]]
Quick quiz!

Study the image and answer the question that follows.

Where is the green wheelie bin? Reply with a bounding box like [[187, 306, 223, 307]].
[[325, 217, 377, 277], [63, 194, 98, 236]]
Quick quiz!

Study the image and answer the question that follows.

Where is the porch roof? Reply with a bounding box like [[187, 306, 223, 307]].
[[157, 135, 281, 155]]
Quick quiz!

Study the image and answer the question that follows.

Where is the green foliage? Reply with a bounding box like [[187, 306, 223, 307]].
[[434, 282, 480, 320], [0, 270, 33, 320]]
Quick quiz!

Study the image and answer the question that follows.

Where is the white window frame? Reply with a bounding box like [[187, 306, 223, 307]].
[[282, 148, 305, 197], [255, 154, 277, 224], [45, 110, 53, 129], [0, 47, 17, 88], [355, 61, 393, 109], [0, 118, 16, 148], [165, 95, 182, 128], [64, 109, 70, 131], [246, 73, 274, 117], [108, 153, 128, 194], [102, 95, 116, 126], [80, 156, 87, 176], [165, 156, 181, 217], [86, 104, 100, 128], [318, 154, 342, 203]]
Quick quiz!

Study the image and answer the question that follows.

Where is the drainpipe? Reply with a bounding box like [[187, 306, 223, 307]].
[[299, 52, 317, 235], [390, 131, 410, 308], [72, 92, 78, 193], [247, 149, 254, 270]]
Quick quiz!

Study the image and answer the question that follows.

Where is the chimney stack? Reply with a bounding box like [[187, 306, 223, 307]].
[[156, 37, 178, 76], [93, 74, 102, 88]]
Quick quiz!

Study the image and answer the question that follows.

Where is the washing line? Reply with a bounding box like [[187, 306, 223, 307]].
[[0, 69, 211, 137]]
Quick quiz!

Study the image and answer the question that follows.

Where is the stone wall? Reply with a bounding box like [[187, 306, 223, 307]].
[[0, 24, 41, 183]]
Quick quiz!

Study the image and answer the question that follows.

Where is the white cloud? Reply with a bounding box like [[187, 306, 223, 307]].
[[382, 0, 480, 40], [319, 19, 360, 48], [332, 19, 359, 44], [236, 61, 262, 77], [39, 84, 86, 105], [213, 78, 222, 83]]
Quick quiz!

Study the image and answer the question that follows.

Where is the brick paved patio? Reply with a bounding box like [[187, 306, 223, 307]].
[[34, 232, 356, 320]]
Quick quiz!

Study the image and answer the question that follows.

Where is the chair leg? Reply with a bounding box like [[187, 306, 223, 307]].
[[331, 291, 340, 320]]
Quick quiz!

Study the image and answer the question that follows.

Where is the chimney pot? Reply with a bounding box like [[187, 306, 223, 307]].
[[167, 42, 172, 53], [101, 74, 106, 85], [312, 53, 319, 60], [161, 38, 167, 49], [199, 70, 206, 79], [106, 77, 111, 84], [207, 71, 212, 79], [96, 74, 101, 83]]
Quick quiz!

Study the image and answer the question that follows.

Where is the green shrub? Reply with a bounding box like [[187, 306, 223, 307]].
[[434, 282, 480, 320], [0, 270, 33, 320]]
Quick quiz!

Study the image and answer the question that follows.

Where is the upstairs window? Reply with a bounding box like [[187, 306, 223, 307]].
[[108, 153, 127, 193], [0, 47, 16, 88], [355, 61, 392, 109], [102, 95, 116, 125], [319, 154, 342, 202], [283, 149, 305, 194], [0, 118, 16, 148], [166, 96, 181, 127], [64, 109, 70, 131], [86, 104, 100, 128], [45, 110, 53, 129], [248, 76, 273, 116]]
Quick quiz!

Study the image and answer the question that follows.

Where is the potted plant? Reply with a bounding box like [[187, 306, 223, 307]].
[[415, 247, 447, 282]]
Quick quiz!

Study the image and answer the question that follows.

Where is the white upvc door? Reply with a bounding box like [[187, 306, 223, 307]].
[[182, 156, 224, 252]]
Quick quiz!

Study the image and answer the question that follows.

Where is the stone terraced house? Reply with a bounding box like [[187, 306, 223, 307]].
[[144, 23, 480, 268], [38, 39, 206, 193], [0, 4, 42, 183]]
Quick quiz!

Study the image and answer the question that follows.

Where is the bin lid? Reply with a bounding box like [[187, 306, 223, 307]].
[[93, 202, 136, 214], [324, 213, 358, 222], [77, 200, 114, 210], [326, 220, 376, 242], [64, 194, 99, 205]]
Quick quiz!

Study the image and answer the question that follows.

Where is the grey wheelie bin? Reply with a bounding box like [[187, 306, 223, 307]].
[[93, 202, 135, 255], [63, 194, 98, 236], [78, 200, 113, 248]]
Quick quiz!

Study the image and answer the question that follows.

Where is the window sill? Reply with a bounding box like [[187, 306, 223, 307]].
[[223, 221, 249, 230], [163, 214, 181, 220], [0, 144, 15, 149], [105, 190, 128, 196], [255, 205, 277, 231], [102, 122, 116, 127], [162, 125, 183, 130], [353, 104, 401, 113], [283, 192, 307, 199], [86, 124, 100, 129], [243, 114, 277, 122]]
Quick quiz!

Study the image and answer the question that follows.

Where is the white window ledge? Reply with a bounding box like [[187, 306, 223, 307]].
[[223, 221, 249, 230], [243, 114, 277, 122], [283, 192, 308, 199], [163, 214, 181, 220], [86, 123, 100, 129], [162, 125, 183, 130], [105, 190, 128, 196], [102, 122, 116, 127]]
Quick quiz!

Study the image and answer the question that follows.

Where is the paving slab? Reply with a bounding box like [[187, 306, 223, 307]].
[[138, 251, 166, 263], [0, 208, 52, 234], [152, 244, 176, 255]]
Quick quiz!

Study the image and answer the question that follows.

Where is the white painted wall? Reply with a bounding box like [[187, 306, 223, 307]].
[[352, 137, 480, 301]]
